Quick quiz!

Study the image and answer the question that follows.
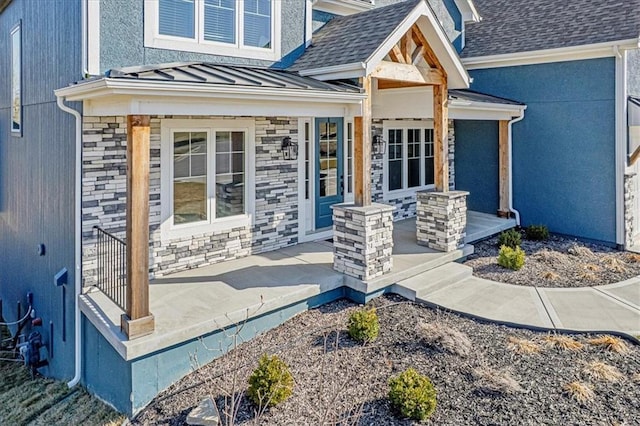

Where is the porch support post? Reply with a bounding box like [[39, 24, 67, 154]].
[[121, 114, 155, 339], [433, 82, 449, 192], [354, 76, 372, 206], [498, 120, 511, 217]]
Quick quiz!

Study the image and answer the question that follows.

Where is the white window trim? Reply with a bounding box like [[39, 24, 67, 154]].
[[144, 0, 282, 61], [344, 118, 355, 202], [11, 20, 22, 136], [160, 119, 256, 242], [382, 120, 435, 201]]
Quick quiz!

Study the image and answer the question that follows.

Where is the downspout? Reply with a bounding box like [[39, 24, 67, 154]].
[[508, 110, 526, 225], [56, 95, 83, 388]]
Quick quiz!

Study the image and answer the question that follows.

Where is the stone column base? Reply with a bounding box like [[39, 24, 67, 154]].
[[416, 191, 469, 252], [332, 203, 394, 281]]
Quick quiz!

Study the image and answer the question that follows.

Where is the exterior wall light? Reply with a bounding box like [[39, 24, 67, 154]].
[[281, 136, 298, 160], [373, 134, 386, 155]]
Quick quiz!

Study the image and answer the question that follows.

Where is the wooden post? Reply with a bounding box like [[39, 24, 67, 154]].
[[433, 82, 449, 192], [354, 76, 372, 206], [121, 115, 154, 339], [498, 120, 511, 217]]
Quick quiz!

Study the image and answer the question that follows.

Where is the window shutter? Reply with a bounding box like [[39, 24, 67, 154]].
[[159, 0, 195, 39]]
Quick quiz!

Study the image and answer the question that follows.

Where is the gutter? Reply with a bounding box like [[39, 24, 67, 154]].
[[56, 96, 83, 388], [508, 110, 526, 225]]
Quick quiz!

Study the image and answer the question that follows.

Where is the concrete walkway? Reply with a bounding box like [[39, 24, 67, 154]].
[[394, 263, 640, 336]]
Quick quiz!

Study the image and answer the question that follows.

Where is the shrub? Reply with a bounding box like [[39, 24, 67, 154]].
[[388, 368, 437, 422], [587, 336, 630, 354], [247, 354, 294, 408], [348, 307, 379, 343], [497, 229, 521, 249], [497, 245, 525, 271], [525, 225, 549, 241]]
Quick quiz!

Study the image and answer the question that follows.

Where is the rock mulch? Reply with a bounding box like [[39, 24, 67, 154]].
[[132, 295, 640, 425], [465, 233, 640, 288]]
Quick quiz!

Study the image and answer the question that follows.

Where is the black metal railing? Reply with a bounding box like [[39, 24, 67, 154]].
[[94, 226, 127, 312]]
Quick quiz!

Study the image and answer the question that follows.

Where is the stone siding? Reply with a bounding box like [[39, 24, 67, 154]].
[[82, 115, 299, 286], [416, 190, 469, 252], [624, 172, 637, 249]]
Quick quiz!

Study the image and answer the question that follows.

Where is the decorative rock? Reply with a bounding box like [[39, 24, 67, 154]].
[[416, 191, 468, 252], [186, 396, 220, 426]]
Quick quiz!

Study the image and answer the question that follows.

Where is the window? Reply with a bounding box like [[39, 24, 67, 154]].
[[346, 121, 353, 194], [11, 21, 21, 136], [161, 120, 254, 240], [384, 123, 435, 195], [146, 0, 280, 60]]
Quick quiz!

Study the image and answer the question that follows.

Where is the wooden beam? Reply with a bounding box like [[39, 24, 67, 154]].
[[433, 83, 449, 191], [411, 45, 424, 66], [371, 61, 444, 86], [630, 145, 640, 166], [122, 114, 154, 339], [354, 76, 372, 206], [400, 32, 412, 64], [376, 79, 429, 90], [411, 25, 445, 74], [388, 45, 406, 64], [498, 120, 511, 217]]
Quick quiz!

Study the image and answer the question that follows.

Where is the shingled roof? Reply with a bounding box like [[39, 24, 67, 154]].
[[289, 0, 422, 72], [462, 0, 640, 58]]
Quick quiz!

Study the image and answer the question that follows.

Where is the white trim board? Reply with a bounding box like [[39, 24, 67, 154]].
[[312, 0, 375, 16], [462, 38, 640, 70]]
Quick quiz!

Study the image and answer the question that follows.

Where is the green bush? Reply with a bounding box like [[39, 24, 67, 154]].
[[525, 225, 550, 241], [348, 307, 379, 343], [497, 229, 522, 249], [388, 368, 437, 422], [497, 245, 526, 271], [247, 354, 294, 408]]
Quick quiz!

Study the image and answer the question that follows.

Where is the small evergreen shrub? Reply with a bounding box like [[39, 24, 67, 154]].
[[247, 354, 294, 408], [497, 229, 521, 249], [347, 307, 379, 343], [525, 225, 549, 241], [497, 245, 525, 271], [388, 368, 437, 421]]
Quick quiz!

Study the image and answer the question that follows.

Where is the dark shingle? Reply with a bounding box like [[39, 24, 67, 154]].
[[462, 0, 640, 58], [449, 89, 523, 105], [289, 0, 422, 72]]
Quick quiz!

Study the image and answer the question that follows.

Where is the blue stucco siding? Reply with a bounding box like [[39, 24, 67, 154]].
[[454, 120, 499, 214], [0, 0, 81, 381], [99, 0, 307, 72], [466, 58, 617, 243]]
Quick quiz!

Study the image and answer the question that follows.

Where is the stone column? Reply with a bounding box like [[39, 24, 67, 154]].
[[416, 191, 469, 252], [332, 203, 394, 281], [624, 172, 637, 248]]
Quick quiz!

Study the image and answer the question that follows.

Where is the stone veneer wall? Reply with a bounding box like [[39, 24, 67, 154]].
[[416, 190, 469, 252], [81, 115, 299, 287], [624, 172, 637, 248], [371, 119, 456, 221]]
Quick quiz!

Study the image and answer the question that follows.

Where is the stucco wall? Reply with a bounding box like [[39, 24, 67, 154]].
[[468, 58, 617, 244], [629, 49, 640, 98], [81, 116, 299, 286], [454, 120, 499, 214], [99, 0, 307, 72]]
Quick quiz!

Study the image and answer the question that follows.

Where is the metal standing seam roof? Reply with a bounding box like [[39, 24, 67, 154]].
[[104, 62, 363, 93], [449, 89, 524, 106], [462, 0, 640, 58], [288, 0, 423, 72]]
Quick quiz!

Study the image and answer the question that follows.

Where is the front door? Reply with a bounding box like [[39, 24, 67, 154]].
[[315, 117, 344, 229]]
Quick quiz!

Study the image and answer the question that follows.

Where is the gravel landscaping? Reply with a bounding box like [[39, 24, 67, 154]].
[[132, 295, 640, 425], [465, 232, 640, 288]]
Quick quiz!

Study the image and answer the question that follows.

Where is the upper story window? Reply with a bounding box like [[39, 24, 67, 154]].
[[11, 20, 22, 136], [145, 0, 281, 61]]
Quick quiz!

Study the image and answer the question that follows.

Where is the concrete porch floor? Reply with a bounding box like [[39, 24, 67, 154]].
[[79, 211, 514, 360]]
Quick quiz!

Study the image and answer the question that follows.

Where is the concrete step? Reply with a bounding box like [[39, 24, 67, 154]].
[[392, 262, 473, 301]]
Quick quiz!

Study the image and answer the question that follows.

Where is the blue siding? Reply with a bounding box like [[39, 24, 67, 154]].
[[99, 0, 307, 72], [454, 120, 499, 214], [0, 0, 81, 381], [467, 58, 617, 243]]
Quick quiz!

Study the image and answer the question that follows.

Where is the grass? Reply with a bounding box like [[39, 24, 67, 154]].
[[562, 381, 595, 403], [540, 271, 559, 281], [416, 322, 472, 357], [543, 335, 584, 351], [472, 364, 523, 395], [587, 336, 630, 354], [582, 361, 623, 382], [506, 337, 541, 354]]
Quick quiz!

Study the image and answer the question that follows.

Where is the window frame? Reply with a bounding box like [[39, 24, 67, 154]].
[[10, 20, 22, 137], [160, 119, 255, 242], [382, 120, 436, 200], [144, 0, 281, 61]]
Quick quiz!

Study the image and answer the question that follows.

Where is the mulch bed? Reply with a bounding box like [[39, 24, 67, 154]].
[[465, 233, 640, 288], [132, 295, 640, 425]]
